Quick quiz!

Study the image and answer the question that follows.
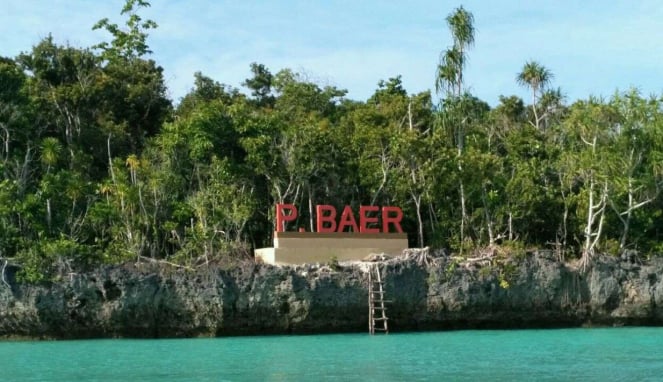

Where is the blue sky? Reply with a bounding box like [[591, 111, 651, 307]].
[[2, 1, 663, 105]]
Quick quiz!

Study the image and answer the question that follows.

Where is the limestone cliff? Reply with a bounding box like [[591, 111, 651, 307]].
[[1, 251, 662, 339]]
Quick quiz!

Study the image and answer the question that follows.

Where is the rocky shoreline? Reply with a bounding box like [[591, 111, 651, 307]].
[[1, 251, 662, 339]]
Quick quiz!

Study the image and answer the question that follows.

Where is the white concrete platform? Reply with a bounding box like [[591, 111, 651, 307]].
[[255, 231, 408, 265]]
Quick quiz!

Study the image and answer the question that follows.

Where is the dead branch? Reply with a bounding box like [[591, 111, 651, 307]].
[[1, 258, 9, 288], [462, 254, 496, 263], [403, 247, 431, 266], [138, 255, 193, 271]]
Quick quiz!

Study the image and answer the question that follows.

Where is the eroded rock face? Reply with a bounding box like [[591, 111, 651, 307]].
[[0, 252, 662, 339]]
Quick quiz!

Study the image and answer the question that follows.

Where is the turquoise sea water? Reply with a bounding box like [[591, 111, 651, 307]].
[[2, 328, 662, 381]]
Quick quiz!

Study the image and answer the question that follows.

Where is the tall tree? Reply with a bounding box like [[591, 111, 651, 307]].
[[435, 6, 476, 254], [436, 6, 475, 97], [516, 60, 553, 130], [243, 63, 275, 108], [606, 91, 663, 251], [92, 0, 157, 61], [93, 0, 171, 154], [558, 98, 619, 270]]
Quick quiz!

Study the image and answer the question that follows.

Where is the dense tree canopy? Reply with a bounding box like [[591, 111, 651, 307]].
[[2, 2, 663, 281]]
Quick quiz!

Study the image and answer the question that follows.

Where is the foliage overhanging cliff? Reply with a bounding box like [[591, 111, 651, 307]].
[[1, 2, 663, 281]]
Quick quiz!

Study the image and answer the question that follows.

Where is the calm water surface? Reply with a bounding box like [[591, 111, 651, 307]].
[[2, 328, 662, 381]]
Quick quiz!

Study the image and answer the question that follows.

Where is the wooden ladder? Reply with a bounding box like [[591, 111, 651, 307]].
[[368, 263, 389, 334]]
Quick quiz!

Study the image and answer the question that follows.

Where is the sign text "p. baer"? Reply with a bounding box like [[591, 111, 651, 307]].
[[275, 204, 403, 233]]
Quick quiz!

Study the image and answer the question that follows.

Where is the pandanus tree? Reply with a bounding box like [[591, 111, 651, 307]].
[[435, 6, 476, 253], [436, 6, 475, 98], [517, 60, 554, 130]]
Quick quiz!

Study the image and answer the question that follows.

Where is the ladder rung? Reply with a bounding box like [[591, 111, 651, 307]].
[[368, 264, 389, 334]]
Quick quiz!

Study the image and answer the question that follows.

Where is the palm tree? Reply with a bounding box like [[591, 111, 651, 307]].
[[40, 137, 62, 174], [516, 61, 553, 129]]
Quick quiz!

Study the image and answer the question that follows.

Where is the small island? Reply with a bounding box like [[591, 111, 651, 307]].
[[1, 2, 663, 339]]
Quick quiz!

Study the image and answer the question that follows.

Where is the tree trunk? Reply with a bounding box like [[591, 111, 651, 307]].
[[412, 192, 424, 248], [532, 88, 540, 130], [46, 198, 52, 233], [308, 186, 314, 233], [481, 184, 495, 245], [581, 178, 608, 271]]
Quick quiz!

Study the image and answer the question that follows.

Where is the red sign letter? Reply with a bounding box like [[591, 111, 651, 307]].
[[337, 205, 359, 232], [359, 205, 380, 233], [316, 205, 337, 233], [382, 206, 403, 233], [276, 204, 297, 232]]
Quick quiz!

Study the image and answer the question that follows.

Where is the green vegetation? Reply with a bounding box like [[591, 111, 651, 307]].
[[2, 2, 663, 280], [328, 255, 341, 271]]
